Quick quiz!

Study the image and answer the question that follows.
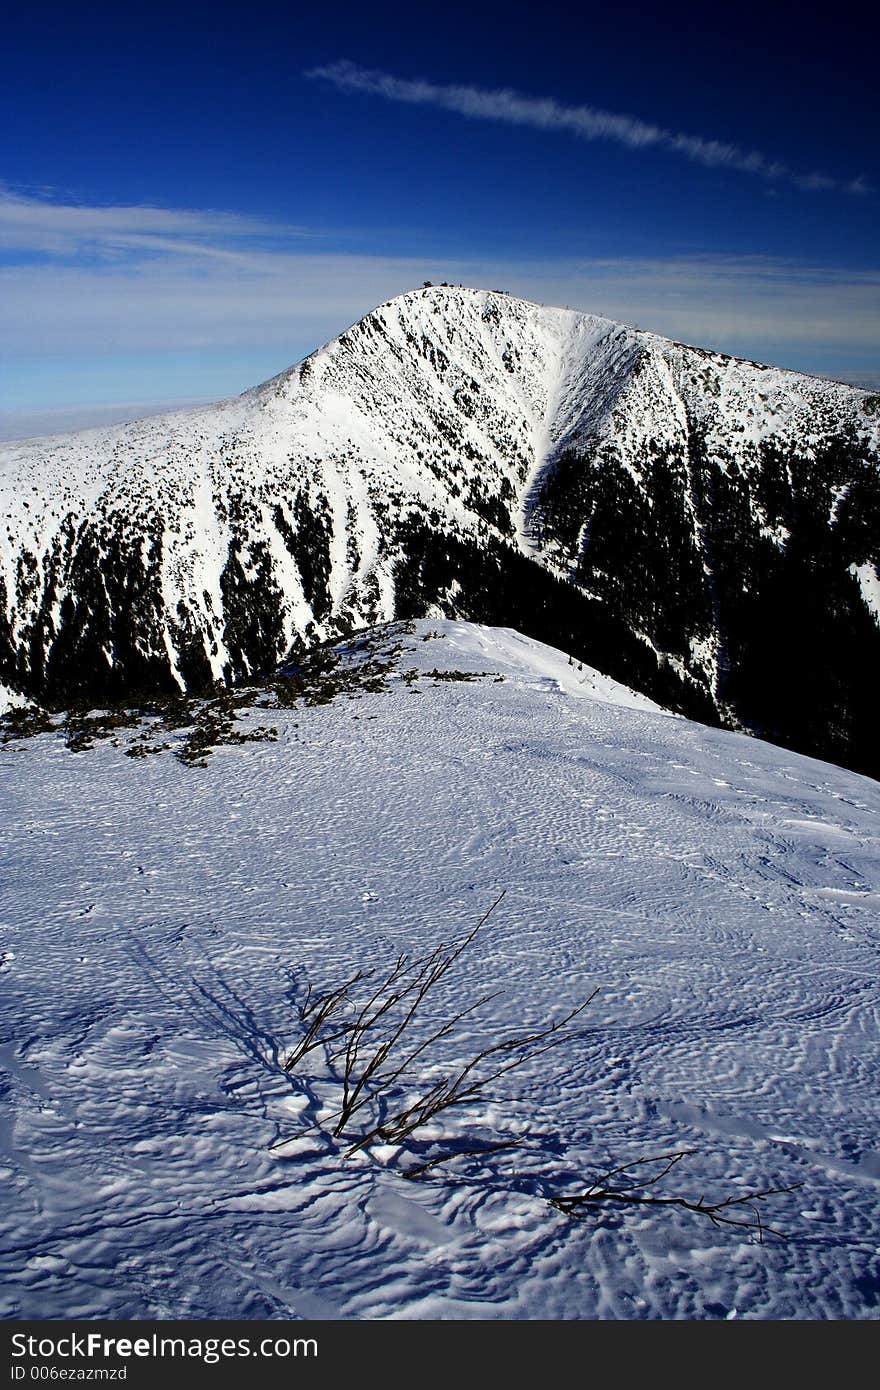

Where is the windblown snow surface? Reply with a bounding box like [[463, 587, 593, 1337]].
[[1, 620, 878, 1320]]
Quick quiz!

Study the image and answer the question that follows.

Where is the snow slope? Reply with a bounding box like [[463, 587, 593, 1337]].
[[1, 620, 878, 1320], [1, 285, 878, 773]]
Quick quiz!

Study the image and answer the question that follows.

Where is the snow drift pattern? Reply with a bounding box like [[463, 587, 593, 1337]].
[[2, 620, 879, 1319]]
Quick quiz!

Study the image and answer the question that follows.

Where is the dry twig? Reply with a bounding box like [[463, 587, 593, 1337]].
[[550, 1150, 802, 1242], [272, 891, 595, 1158]]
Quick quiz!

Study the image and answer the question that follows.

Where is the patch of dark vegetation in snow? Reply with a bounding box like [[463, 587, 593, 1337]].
[[270, 645, 396, 709], [64, 709, 141, 752], [0, 706, 58, 742], [0, 621, 456, 767], [423, 668, 493, 682], [0, 683, 278, 767], [174, 693, 278, 768]]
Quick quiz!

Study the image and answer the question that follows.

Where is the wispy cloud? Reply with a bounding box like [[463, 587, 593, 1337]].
[[2, 244, 877, 364], [1, 189, 877, 407], [308, 60, 868, 196], [0, 184, 306, 260], [0, 399, 214, 443]]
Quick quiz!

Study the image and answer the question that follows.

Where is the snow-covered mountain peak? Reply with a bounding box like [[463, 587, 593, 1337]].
[[1, 286, 877, 774]]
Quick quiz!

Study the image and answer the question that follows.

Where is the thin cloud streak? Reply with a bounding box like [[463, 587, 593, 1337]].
[[308, 60, 868, 196], [0, 185, 307, 260], [0, 399, 214, 443], [2, 249, 878, 366], [1, 190, 876, 392]]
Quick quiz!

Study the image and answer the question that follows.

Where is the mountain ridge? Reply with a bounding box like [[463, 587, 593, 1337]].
[[2, 285, 878, 773]]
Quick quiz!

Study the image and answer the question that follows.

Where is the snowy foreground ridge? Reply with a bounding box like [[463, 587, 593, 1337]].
[[1, 285, 878, 774], [2, 621, 879, 1320]]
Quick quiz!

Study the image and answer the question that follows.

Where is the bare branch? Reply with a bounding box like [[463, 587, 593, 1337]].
[[344, 994, 596, 1155], [271, 898, 803, 1245], [549, 1151, 802, 1242], [401, 1138, 524, 1180], [283, 966, 370, 1070], [332, 892, 508, 1132], [272, 901, 800, 1243]]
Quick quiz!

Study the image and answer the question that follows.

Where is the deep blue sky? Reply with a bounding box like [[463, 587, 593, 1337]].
[[2, 0, 878, 432]]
